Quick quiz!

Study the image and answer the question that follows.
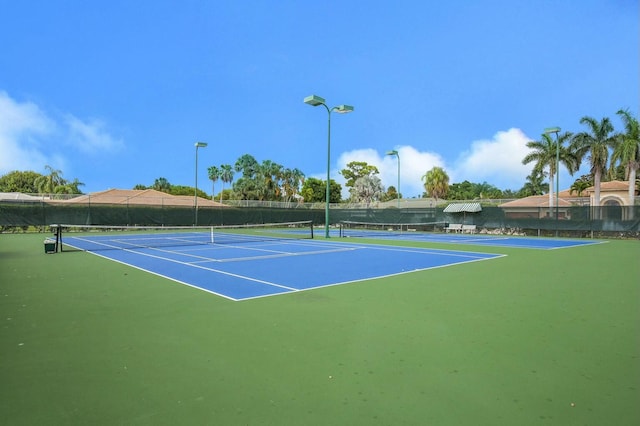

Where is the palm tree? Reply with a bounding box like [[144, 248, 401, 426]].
[[234, 154, 259, 178], [259, 160, 284, 200], [421, 167, 449, 202], [519, 169, 548, 197], [289, 168, 305, 202], [207, 165, 220, 199], [219, 164, 234, 203], [54, 178, 85, 196], [570, 179, 592, 197], [522, 131, 577, 211], [571, 116, 617, 209], [611, 109, 640, 204], [34, 165, 65, 194]]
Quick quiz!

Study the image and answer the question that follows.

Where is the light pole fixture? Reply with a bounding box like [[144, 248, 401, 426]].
[[386, 149, 400, 208], [304, 94, 354, 238], [544, 127, 560, 236], [194, 141, 208, 225]]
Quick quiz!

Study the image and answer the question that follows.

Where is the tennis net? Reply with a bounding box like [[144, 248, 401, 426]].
[[339, 220, 446, 238], [51, 221, 314, 252]]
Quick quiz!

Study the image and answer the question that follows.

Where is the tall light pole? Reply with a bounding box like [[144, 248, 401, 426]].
[[194, 141, 208, 225], [544, 127, 560, 236], [386, 150, 400, 208], [304, 95, 354, 238]]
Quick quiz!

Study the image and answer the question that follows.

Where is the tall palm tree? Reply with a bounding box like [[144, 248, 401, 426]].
[[234, 154, 259, 178], [219, 164, 234, 203], [259, 160, 282, 200], [421, 167, 449, 202], [522, 131, 577, 210], [611, 109, 640, 204], [571, 116, 617, 208], [207, 165, 220, 199]]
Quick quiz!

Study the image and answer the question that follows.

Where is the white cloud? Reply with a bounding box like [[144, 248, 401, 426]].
[[0, 91, 56, 173], [328, 128, 535, 199], [451, 128, 533, 190], [65, 114, 124, 153], [0, 91, 123, 177]]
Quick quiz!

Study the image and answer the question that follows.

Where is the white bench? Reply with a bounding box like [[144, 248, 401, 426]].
[[445, 223, 462, 233], [461, 224, 477, 234]]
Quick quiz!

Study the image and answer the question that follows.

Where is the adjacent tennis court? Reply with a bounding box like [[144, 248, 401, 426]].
[[52, 223, 504, 301], [337, 221, 605, 249]]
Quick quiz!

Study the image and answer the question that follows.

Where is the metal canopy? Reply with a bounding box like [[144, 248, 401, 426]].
[[443, 202, 482, 213]]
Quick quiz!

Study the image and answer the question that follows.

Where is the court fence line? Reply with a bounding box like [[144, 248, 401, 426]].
[[1, 200, 639, 238]]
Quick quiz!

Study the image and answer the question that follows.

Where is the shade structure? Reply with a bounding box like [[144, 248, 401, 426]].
[[443, 202, 482, 213]]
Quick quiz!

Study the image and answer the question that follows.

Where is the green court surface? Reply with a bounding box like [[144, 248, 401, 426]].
[[1, 233, 638, 425]]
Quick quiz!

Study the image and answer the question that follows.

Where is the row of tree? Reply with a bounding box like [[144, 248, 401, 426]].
[[2, 110, 637, 205], [0, 166, 84, 195], [421, 109, 639, 205], [524, 109, 638, 206]]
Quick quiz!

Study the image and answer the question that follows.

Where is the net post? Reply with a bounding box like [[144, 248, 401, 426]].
[[51, 224, 62, 253], [210, 226, 214, 244]]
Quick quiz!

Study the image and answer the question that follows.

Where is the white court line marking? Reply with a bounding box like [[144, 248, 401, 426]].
[[194, 247, 360, 263], [64, 237, 506, 301], [64, 239, 299, 291]]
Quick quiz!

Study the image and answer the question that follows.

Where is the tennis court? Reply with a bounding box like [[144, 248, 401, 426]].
[[2, 230, 638, 426], [337, 221, 605, 249], [53, 223, 504, 301]]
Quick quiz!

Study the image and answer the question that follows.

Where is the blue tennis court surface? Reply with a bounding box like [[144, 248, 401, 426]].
[[335, 230, 605, 249], [62, 236, 504, 301]]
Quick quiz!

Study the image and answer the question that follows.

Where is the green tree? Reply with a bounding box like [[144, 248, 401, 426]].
[[447, 181, 475, 200], [234, 154, 259, 178], [611, 108, 640, 203], [232, 177, 257, 200], [259, 160, 284, 200], [152, 177, 171, 193], [340, 161, 379, 190], [523, 131, 577, 210], [54, 178, 84, 195], [34, 165, 65, 194], [382, 185, 399, 202], [282, 167, 305, 202], [421, 167, 449, 202], [571, 116, 617, 208], [232, 155, 262, 200], [519, 169, 548, 197], [501, 189, 518, 198], [300, 177, 341, 203], [569, 175, 593, 197], [0, 170, 43, 193]]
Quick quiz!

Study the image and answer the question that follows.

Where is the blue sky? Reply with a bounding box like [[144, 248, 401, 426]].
[[1, 0, 638, 198]]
